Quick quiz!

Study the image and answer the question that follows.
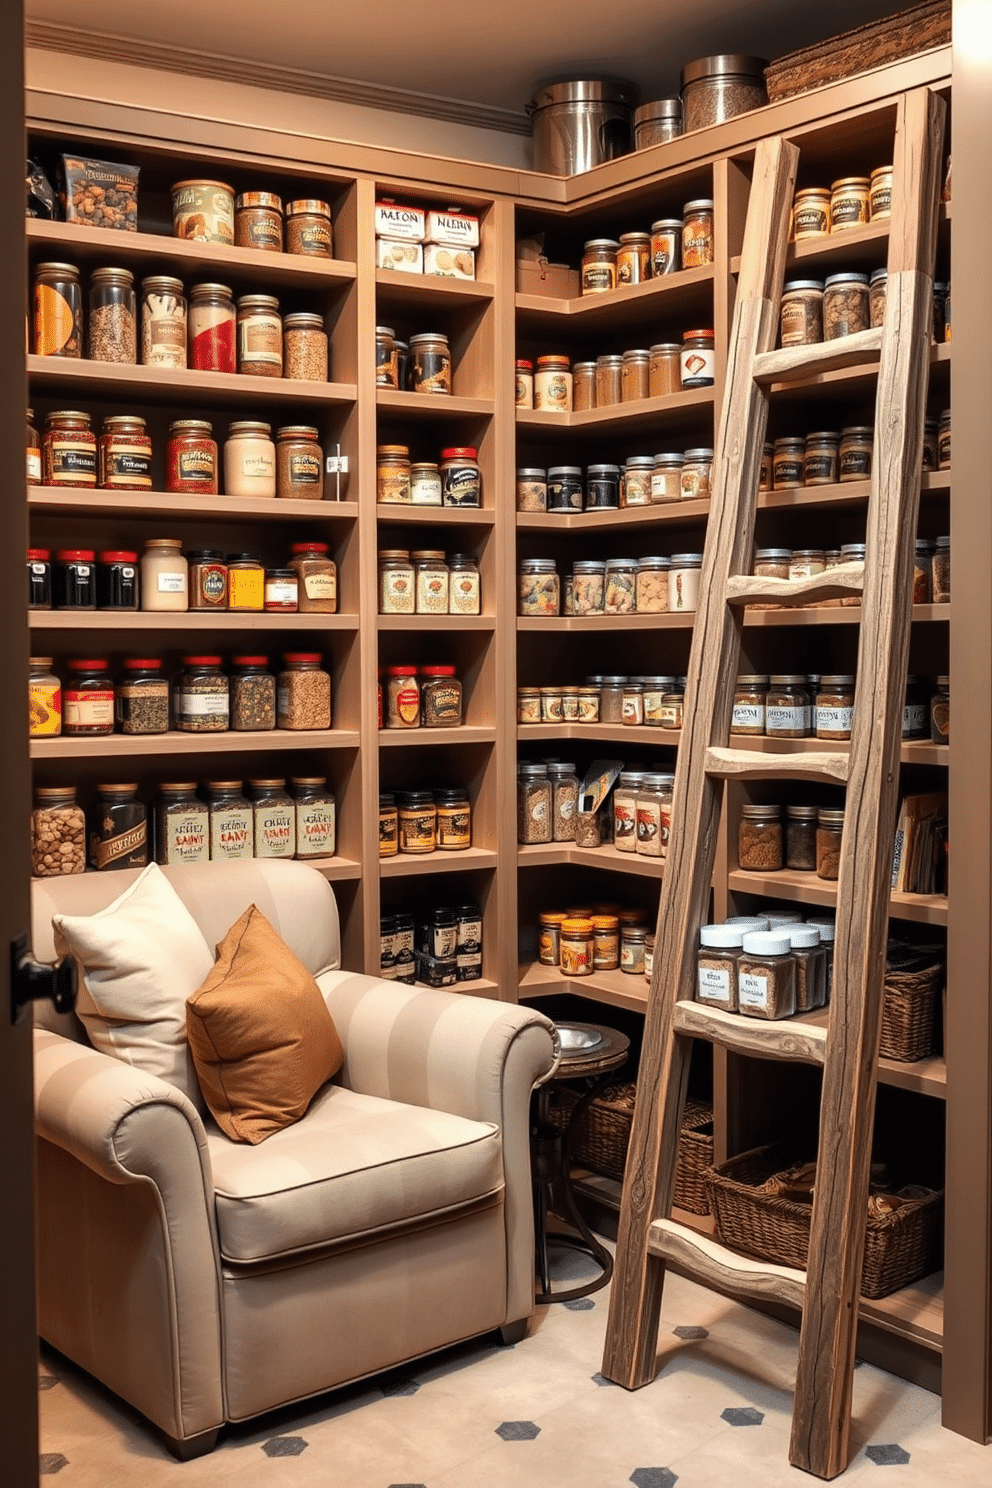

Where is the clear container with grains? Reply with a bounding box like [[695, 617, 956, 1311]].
[[519, 558, 559, 616], [115, 657, 169, 735], [275, 425, 324, 500], [737, 931, 796, 1020], [155, 784, 209, 866], [548, 762, 579, 841], [236, 294, 282, 377], [598, 676, 626, 724], [786, 804, 819, 871], [518, 763, 552, 844], [572, 361, 596, 411], [731, 675, 768, 736], [816, 807, 845, 880], [932, 535, 950, 602], [636, 557, 670, 613], [379, 549, 415, 613], [230, 656, 276, 731], [517, 468, 547, 512], [649, 343, 682, 396], [621, 349, 650, 402], [766, 675, 811, 738], [284, 312, 328, 382], [605, 557, 638, 613], [44, 411, 97, 488], [277, 653, 331, 730], [622, 678, 644, 725], [286, 199, 333, 257], [88, 267, 136, 363], [175, 655, 228, 733], [790, 926, 825, 1012], [290, 776, 336, 860], [635, 772, 669, 857], [98, 414, 152, 492], [573, 559, 606, 614], [680, 55, 767, 131], [815, 675, 855, 740], [697, 924, 745, 1011], [869, 268, 887, 328], [681, 448, 713, 501], [204, 781, 253, 861], [612, 770, 645, 852], [780, 279, 824, 346], [651, 451, 683, 503], [247, 779, 296, 859], [595, 355, 623, 407], [289, 542, 337, 613], [420, 666, 462, 727], [824, 272, 869, 339], [167, 420, 217, 494], [738, 803, 783, 871], [188, 282, 236, 371], [635, 97, 683, 148], [32, 785, 86, 877]]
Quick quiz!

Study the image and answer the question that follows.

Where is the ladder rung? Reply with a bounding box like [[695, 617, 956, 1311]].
[[673, 999, 828, 1065], [648, 1217, 808, 1311], [704, 746, 850, 784], [727, 562, 864, 608], [753, 327, 883, 386]]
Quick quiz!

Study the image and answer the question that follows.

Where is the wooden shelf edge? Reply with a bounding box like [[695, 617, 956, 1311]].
[[727, 869, 948, 925], [375, 389, 493, 417], [29, 487, 359, 520], [516, 499, 709, 530], [379, 847, 498, 878], [30, 728, 361, 759], [29, 611, 359, 630], [27, 355, 357, 404], [516, 386, 714, 431], [375, 269, 494, 300], [378, 727, 495, 746], [514, 264, 714, 318], [375, 504, 494, 525]]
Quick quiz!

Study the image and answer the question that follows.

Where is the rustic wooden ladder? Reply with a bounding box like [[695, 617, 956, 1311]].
[[600, 87, 946, 1481]]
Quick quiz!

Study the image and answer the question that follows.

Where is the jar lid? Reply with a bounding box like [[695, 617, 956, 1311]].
[[34, 786, 77, 799], [173, 177, 233, 193], [182, 654, 223, 665], [653, 452, 683, 466], [625, 455, 656, 468], [96, 782, 139, 795], [840, 544, 866, 557], [819, 674, 856, 685], [583, 238, 620, 250], [870, 268, 888, 284], [587, 464, 622, 476], [277, 425, 320, 439], [792, 547, 825, 558], [290, 541, 330, 554], [421, 665, 457, 677], [794, 186, 831, 198], [741, 930, 791, 956], [236, 191, 283, 211], [636, 98, 682, 124], [769, 674, 808, 686], [681, 55, 768, 85], [649, 222, 683, 236], [286, 199, 331, 218], [741, 803, 781, 819], [158, 783, 201, 796], [737, 674, 770, 685], [284, 312, 324, 329], [670, 552, 704, 565], [546, 760, 577, 773], [247, 778, 287, 790], [387, 665, 418, 676], [700, 923, 746, 948], [831, 176, 871, 189], [68, 657, 108, 670], [684, 448, 715, 459], [936, 673, 950, 686], [411, 462, 440, 474], [517, 467, 546, 478], [683, 198, 715, 212], [818, 807, 846, 824], [683, 328, 715, 341], [623, 680, 644, 691], [934, 534, 950, 547], [573, 559, 607, 572], [783, 279, 824, 292], [237, 294, 281, 310], [102, 415, 147, 430], [805, 431, 839, 444], [265, 567, 295, 578], [283, 652, 322, 664], [774, 436, 806, 449], [379, 791, 396, 806], [409, 331, 450, 345], [806, 916, 836, 940], [623, 926, 647, 940], [441, 447, 478, 459], [596, 354, 624, 366], [142, 538, 183, 550], [790, 927, 821, 948], [230, 655, 269, 670], [619, 232, 651, 244], [755, 548, 792, 559], [515, 358, 534, 370], [638, 675, 676, 685], [90, 266, 134, 285], [123, 657, 163, 669], [786, 804, 819, 819], [204, 780, 244, 791], [548, 466, 584, 476], [562, 918, 594, 933], [636, 557, 670, 570], [573, 361, 597, 372], [97, 550, 138, 562], [378, 445, 410, 457], [606, 557, 639, 570], [535, 356, 571, 367], [26, 548, 50, 560], [617, 771, 645, 786], [169, 419, 214, 434], [824, 272, 870, 287], [726, 915, 770, 928], [228, 421, 272, 435], [142, 275, 185, 294], [47, 411, 91, 424], [35, 261, 80, 275], [188, 282, 233, 297], [519, 763, 548, 776], [601, 675, 628, 685], [290, 777, 328, 788], [841, 425, 874, 435]]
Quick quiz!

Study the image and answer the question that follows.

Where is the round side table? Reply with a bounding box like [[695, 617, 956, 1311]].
[[532, 1020, 630, 1303]]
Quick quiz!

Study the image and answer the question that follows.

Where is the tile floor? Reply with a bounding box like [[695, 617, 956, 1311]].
[[38, 1243, 990, 1486]]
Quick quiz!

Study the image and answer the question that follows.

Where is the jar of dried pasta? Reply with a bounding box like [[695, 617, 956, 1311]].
[[824, 272, 869, 339], [573, 560, 606, 614], [635, 557, 669, 613], [816, 807, 844, 880], [604, 557, 637, 613]]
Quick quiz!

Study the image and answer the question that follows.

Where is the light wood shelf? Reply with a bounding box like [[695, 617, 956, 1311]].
[[376, 504, 494, 526], [727, 867, 948, 926], [28, 487, 359, 521], [379, 846, 498, 878], [517, 843, 664, 879], [377, 613, 494, 631], [378, 727, 495, 747], [29, 612, 358, 631], [516, 499, 709, 531], [30, 729, 361, 760], [515, 264, 715, 332], [27, 354, 356, 407], [516, 386, 714, 435], [375, 388, 493, 419], [375, 269, 494, 307]]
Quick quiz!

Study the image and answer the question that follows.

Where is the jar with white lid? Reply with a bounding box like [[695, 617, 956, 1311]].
[[681, 449, 713, 501], [668, 553, 703, 612], [790, 925, 825, 1012], [737, 931, 796, 1020], [224, 421, 276, 498], [697, 923, 745, 1011], [140, 539, 188, 612]]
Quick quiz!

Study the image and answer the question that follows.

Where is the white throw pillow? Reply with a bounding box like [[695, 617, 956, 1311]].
[[53, 863, 214, 1107]]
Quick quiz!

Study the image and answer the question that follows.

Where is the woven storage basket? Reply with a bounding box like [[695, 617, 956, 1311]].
[[707, 1142, 943, 1299], [552, 1082, 713, 1215], [880, 960, 944, 1062], [764, 1, 950, 103]]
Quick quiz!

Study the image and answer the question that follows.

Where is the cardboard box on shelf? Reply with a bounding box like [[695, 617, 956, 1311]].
[[424, 243, 476, 280], [374, 199, 425, 240], [376, 238, 424, 273], [425, 208, 480, 247]]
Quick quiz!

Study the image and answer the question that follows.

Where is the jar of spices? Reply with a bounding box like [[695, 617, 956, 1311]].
[[225, 421, 276, 498], [930, 676, 950, 744], [753, 548, 790, 584], [215, 553, 260, 614], [792, 187, 831, 240], [176, 655, 228, 732], [766, 675, 811, 738], [97, 414, 152, 491], [773, 437, 806, 489], [938, 410, 951, 471], [605, 557, 638, 613], [376, 325, 398, 387], [88, 267, 136, 363], [27, 548, 51, 610], [681, 329, 715, 387], [377, 445, 412, 504], [379, 792, 399, 857], [739, 803, 783, 871], [622, 679, 644, 725], [230, 657, 276, 731], [515, 358, 534, 407], [441, 446, 481, 506], [791, 926, 825, 1012], [284, 312, 328, 382], [759, 443, 773, 491], [518, 557, 559, 616], [166, 420, 218, 494], [932, 535, 950, 602], [839, 426, 874, 482], [816, 807, 845, 880], [188, 283, 236, 372], [651, 451, 683, 502], [830, 176, 870, 230], [815, 675, 855, 739], [593, 354, 622, 407], [406, 461, 440, 507], [155, 784, 210, 867], [646, 219, 680, 278], [657, 685, 684, 731], [288, 542, 337, 613], [116, 657, 169, 735], [538, 912, 568, 965], [681, 54, 768, 130], [409, 331, 451, 395], [612, 770, 644, 852], [598, 676, 626, 724], [697, 924, 745, 1011], [585, 464, 621, 509], [634, 772, 668, 856], [63, 659, 114, 737], [518, 686, 541, 724], [141, 276, 186, 368], [590, 915, 620, 971], [669, 553, 703, 612], [286, 199, 333, 257], [421, 666, 462, 727], [412, 549, 449, 613], [780, 279, 824, 346], [557, 918, 594, 976], [518, 764, 552, 844], [731, 675, 768, 736], [27, 410, 41, 485], [789, 548, 825, 581], [96, 549, 138, 610], [903, 674, 929, 739], [621, 349, 650, 402], [534, 355, 572, 412], [737, 931, 796, 1020], [53, 548, 95, 608], [386, 666, 420, 728], [617, 232, 651, 285], [140, 538, 188, 612], [289, 777, 335, 860], [379, 550, 415, 613], [434, 787, 471, 850], [577, 685, 600, 723], [204, 782, 253, 861], [622, 455, 655, 506], [581, 239, 619, 294], [547, 762, 579, 842], [540, 686, 563, 723], [786, 804, 819, 872], [824, 273, 870, 339], [235, 191, 283, 251], [43, 411, 97, 488], [513, 472, 546, 520], [804, 431, 840, 486], [560, 686, 580, 722], [913, 541, 933, 604], [680, 449, 713, 500], [448, 553, 481, 614], [28, 657, 61, 737], [547, 465, 583, 511], [649, 342, 682, 396], [572, 362, 596, 411], [621, 925, 647, 975], [278, 653, 331, 730], [247, 779, 296, 859], [397, 790, 437, 854], [34, 261, 82, 357], [869, 268, 887, 328], [88, 783, 148, 872], [682, 199, 714, 267], [236, 294, 282, 378], [275, 425, 324, 500], [32, 786, 85, 877]]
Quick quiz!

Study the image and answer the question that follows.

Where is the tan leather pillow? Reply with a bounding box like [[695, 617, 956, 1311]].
[[186, 904, 343, 1144]]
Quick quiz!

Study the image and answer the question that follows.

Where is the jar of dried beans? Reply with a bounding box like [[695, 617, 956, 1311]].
[[88, 267, 136, 363], [32, 786, 86, 877], [284, 312, 328, 382], [230, 656, 276, 731], [823, 272, 869, 339]]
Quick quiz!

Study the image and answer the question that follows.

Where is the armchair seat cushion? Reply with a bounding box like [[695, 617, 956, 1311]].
[[206, 1082, 502, 1265]]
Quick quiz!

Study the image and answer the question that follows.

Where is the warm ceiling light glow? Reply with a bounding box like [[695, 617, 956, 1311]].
[[955, 0, 992, 60]]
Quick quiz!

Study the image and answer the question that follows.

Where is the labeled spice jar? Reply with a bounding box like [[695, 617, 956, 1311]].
[[32, 786, 85, 877], [188, 283, 236, 372], [448, 553, 481, 614], [435, 787, 472, 849], [166, 420, 218, 494], [515, 357, 534, 407], [44, 411, 96, 488], [650, 219, 681, 276], [518, 763, 552, 844], [597, 676, 626, 725], [804, 431, 840, 485], [441, 447, 481, 506], [278, 653, 331, 729], [547, 465, 583, 511], [815, 675, 855, 739], [548, 761, 579, 841], [681, 448, 713, 500], [830, 176, 870, 230], [398, 790, 437, 854], [658, 685, 685, 731], [622, 349, 650, 402], [27, 410, 41, 486], [409, 331, 451, 394], [27, 548, 51, 610], [235, 191, 283, 251], [286, 199, 333, 257], [561, 918, 594, 976], [786, 804, 819, 871], [595, 354, 623, 407], [581, 239, 618, 294], [247, 779, 296, 858], [64, 658, 114, 737], [651, 452, 682, 503], [519, 557, 559, 615], [731, 675, 768, 736], [739, 803, 783, 871], [230, 656, 276, 730], [140, 538, 187, 612], [930, 675, 950, 744], [634, 772, 669, 856], [682, 199, 714, 267], [789, 547, 825, 581], [377, 445, 411, 504], [237, 294, 283, 377], [409, 461, 442, 506], [612, 770, 644, 852], [738, 931, 797, 1020], [385, 665, 420, 728], [98, 414, 152, 491], [155, 784, 210, 866], [421, 665, 462, 727], [534, 355, 572, 412], [591, 915, 620, 971], [95, 549, 138, 609], [379, 791, 399, 857], [622, 678, 644, 725], [275, 424, 323, 500], [376, 325, 398, 386], [824, 272, 869, 339], [568, 558, 603, 615], [649, 343, 682, 398], [115, 657, 169, 735], [622, 455, 655, 506], [379, 550, 415, 613], [88, 783, 148, 872], [413, 549, 449, 613], [175, 655, 228, 732], [172, 179, 235, 243], [697, 924, 744, 1010], [141, 275, 186, 368], [28, 657, 61, 737], [53, 548, 95, 608], [869, 267, 887, 328], [290, 777, 336, 860], [572, 361, 596, 411], [617, 232, 651, 285], [224, 421, 276, 498], [181, 548, 224, 609], [284, 312, 328, 382], [839, 426, 873, 481], [621, 925, 647, 975], [773, 437, 806, 489], [780, 279, 824, 346], [816, 807, 844, 880], [34, 261, 82, 357], [669, 553, 703, 611], [540, 686, 563, 723], [791, 926, 825, 1012], [88, 267, 136, 363], [681, 328, 715, 387], [518, 686, 541, 724], [641, 674, 673, 723], [753, 547, 790, 584], [932, 535, 950, 602], [792, 187, 831, 240], [605, 557, 638, 613], [202, 781, 253, 861], [288, 542, 337, 612], [766, 675, 811, 738], [538, 911, 568, 966]]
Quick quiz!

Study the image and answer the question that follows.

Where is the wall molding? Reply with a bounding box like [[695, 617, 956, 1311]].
[[25, 21, 532, 137]]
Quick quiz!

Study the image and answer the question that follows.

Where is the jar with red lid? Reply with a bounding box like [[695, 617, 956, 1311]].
[[420, 666, 462, 727], [680, 329, 715, 387], [64, 658, 114, 736], [96, 549, 139, 609], [98, 414, 152, 491], [175, 655, 229, 733], [188, 283, 236, 372], [115, 658, 169, 735], [234, 191, 284, 251], [166, 420, 218, 494], [386, 666, 420, 729], [27, 549, 51, 609], [43, 411, 97, 488], [264, 567, 299, 612], [288, 542, 337, 613], [440, 447, 481, 506], [54, 549, 96, 608]]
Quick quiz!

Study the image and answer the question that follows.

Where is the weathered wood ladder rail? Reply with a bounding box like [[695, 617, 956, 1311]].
[[600, 87, 946, 1481]]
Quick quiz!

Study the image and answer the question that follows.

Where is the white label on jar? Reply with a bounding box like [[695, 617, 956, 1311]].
[[381, 572, 414, 612], [680, 346, 715, 384], [255, 807, 296, 857], [304, 573, 336, 600], [903, 703, 927, 733], [266, 580, 297, 605], [531, 797, 548, 823], [297, 802, 335, 855], [240, 452, 275, 478], [64, 691, 114, 726], [622, 698, 643, 723], [651, 471, 680, 502], [816, 705, 854, 733], [449, 575, 480, 613], [210, 807, 253, 859], [27, 451, 41, 480], [558, 795, 575, 821], [732, 704, 765, 729], [157, 571, 187, 593], [738, 972, 770, 1009], [180, 692, 229, 717], [166, 812, 209, 864], [411, 474, 443, 505], [767, 705, 806, 733], [669, 568, 701, 611], [698, 966, 731, 1002]]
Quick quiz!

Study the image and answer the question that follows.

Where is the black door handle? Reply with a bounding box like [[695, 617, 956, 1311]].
[[10, 933, 77, 1024]]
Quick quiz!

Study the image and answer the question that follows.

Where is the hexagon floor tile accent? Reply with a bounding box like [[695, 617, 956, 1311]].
[[721, 1406, 765, 1427], [630, 1467, 678, 1488], [38, 1375, 60, 1391], [380, 1374, 421, 1397], [39, 1454, 69, 1475], [563, 1297, 596, 1311], [495, 1420, 541, 1441], [865, 1444, 911, 1466], [262, 1436, 309, 1457], [672, 1325, 709, 1340]]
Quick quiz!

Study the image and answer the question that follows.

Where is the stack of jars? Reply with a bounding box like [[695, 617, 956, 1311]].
[[537, 902, 654, 978], [577, 199, 713, 295], [729, 672, 948, 745], [378, 786, 472, 857], [375, 444, 481, 506], [757, 428, 874, 491], [737, 801, 845, 882], [749, 535, 949, 606], [522, 330, 714, 413], [515, 449, 713, 510], [789, 168, 892, 240], [375, 326, 452, 394], [381, 665, 463, 729], [518, 552, 704, 616], [696, 912, 836, 1020], [377, 548, 480, 614], [518, 675, 687, 728], [170, 180, 333, 258]]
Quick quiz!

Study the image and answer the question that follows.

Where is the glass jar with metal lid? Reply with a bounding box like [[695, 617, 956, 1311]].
[[175, 655, 229, 733], [930, 675, 950, 744], [581, 239, 619, 294], [518, 686, 541, 725], [635, 98, 682, 148], [572, 559, 606, 615], [682, 199, 714, 267], [830, 176, 870, 230], [284, 312, 328, 381], [288, 777, 335, 860], [96, 549, 138, 610], [286, 199, 333, 257], [140, 275, 186, 368], [635, 557, 670, 613], [155, 784, 210, 867], [534, 355, 572, 411], [780, 279, 823, 346], [739, 803, 783, 871], [753, 547, 791, 583], [622, 455, 655, 506], [697, 924, 745, 1010], [409, 331, 451, 394], [933, 534, 950, 602], [816, 807, 845, 880], [681, 448, 714, 500], [44, 411, 96, 488], [621, 350, 650, 402], [275, 425, 323, 500], [28, 657, 61, 737], [680, 54, 767, 131], [766, 675, 811, 738], [938, 409, 951, 470], [789, 548, 826, 581], [815, 675, 856, 739], [412, 549, 449, 613], [772, 436, 806, 490], [34, 261, 82, 358], [617, 232, 651, 285], [264, 565, 299, 614], [547, 762, 579, 842], [27, 410, 41, 486], [236, 294, 283, 377], [621, 925, 647, 975], [824, 272, 869, 339], [839, 427, 874, 484], [595, 354, 623, 407], [186, 549, 227, 610], [651, 451, 683, 502], [869, 267, 888, 328], [649, 342, 681, 395], [604, 557, 638, 613], [441, 447, 481, 506], [377, 444, 411, 504], [632, 772, 667, 857], [669, 553, 703, 611], [641, 674, 675, 725], [786, 805, 819, 872], [650, 220, 682, 276], [572, 361, 596, 411], [379, 792, 399, 857], [224, 421, 276, 498], [188, 282, 236, 372], [547, 465, 583, 511], [204, 781, 253, 860], [515, 357, 534, 408], [731, 675, 768, 736], [804, 430, 840, 485], [434, 787, 471, 850], [247, 779, 296, 859], [376, 325, 398, 386], [167, 420, 217, 493], [518, 765, 551, 845], [759, 442, 773, 490], [612, 770, 644, 852], [519, 557, 559, 616], [379, 549, 415, 613], [540, 685, 563, 723], [592, 675, 622, 724], [32, 785, 85, 876], [560, 918, 594, 976], [913, 539, 933, 604], [658, 683, 685, 730], [738, 931, 796, 1020], [681, 328, 715, 387], [447, 554, 480, 614], [235, 191, 283, 251], [140, 538, 187, 612], [88, 267, 136, 363], [98, 414, 152, 491], [621, 679, 644, 725], [792, 187, 831, 240], [585, 464, 620, 509]]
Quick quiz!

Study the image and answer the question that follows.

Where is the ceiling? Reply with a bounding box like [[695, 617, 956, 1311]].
[[26, 0, 913, 115]]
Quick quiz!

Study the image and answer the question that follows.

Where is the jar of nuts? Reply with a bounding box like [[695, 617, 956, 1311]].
[[32, 786, 86, 877]]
